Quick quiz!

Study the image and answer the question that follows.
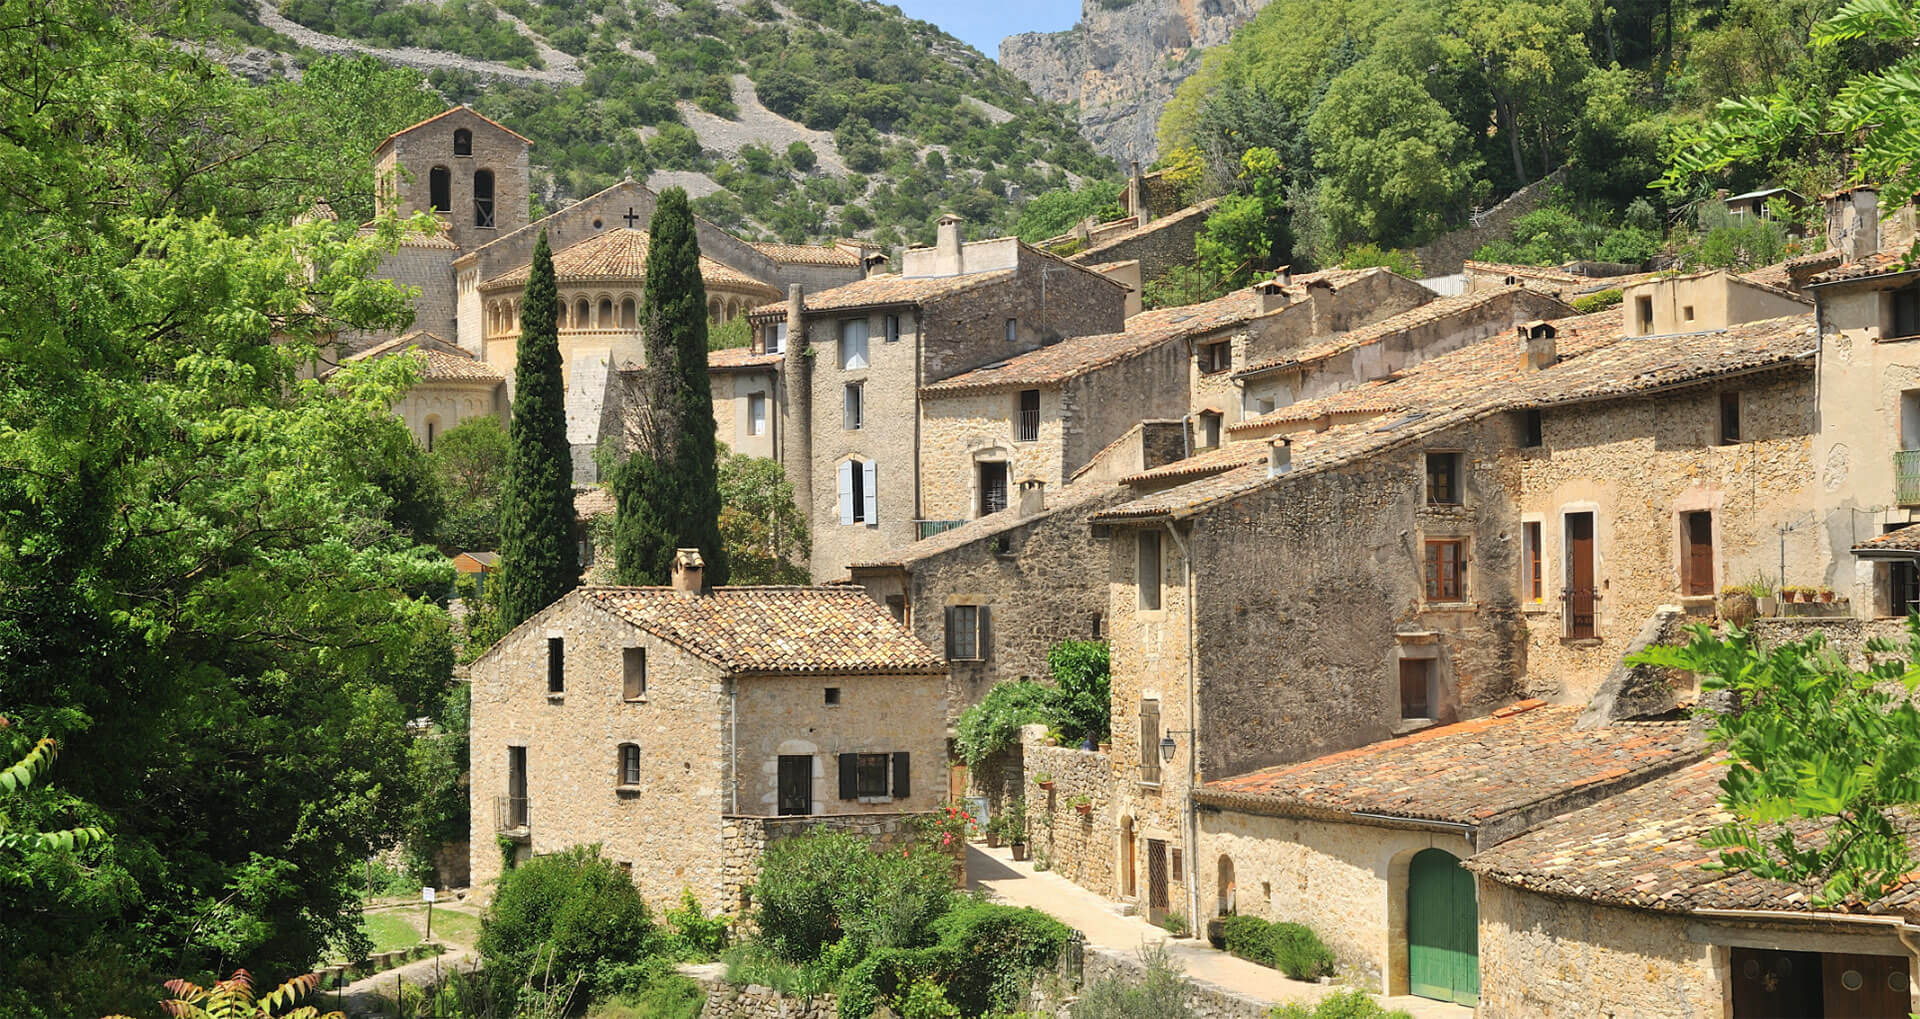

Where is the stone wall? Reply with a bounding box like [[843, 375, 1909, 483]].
[[1061, 338, 1194, 477], [698, 982, 836, 1019], [1411, 169, 1565, 276], [377, 107, 532, 256], [803, 304, 926, 579], [720, 811, 951, 915], [1025, 939, 1271, 1019], [1071, 201, 1215, 286], [731, 671, 948, 818], [1023, 725, 1118, 897], [712, 367, 778, 461], [918, 386, 1068, 523]]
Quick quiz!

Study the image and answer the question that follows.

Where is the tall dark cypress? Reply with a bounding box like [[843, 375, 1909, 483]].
[[497, 231, 577, 626], [612, 188, 730, 585]]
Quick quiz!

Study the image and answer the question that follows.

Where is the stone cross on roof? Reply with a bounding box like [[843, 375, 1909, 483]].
[[623, 207, 641, 228]]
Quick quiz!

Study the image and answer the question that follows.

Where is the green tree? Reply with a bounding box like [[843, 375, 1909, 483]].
[[1048, 640, 1111, 746], [1195, 147, 1291, 287], [1013, 179, 1125, 242], [430, 416, 511, 550], [1628, 619, 1920, 907], [1307, 64, 1481, 251], [497, 231, 578, 627], [610, 188, 730, 585], [718, 448, 811, 584], [478, 846, 656, 1009]]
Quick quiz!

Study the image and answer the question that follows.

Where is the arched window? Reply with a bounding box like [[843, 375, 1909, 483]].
[[428, 166, 451, 213], [1216, 855, 1236, 917], [598, 298, 614, 327], [453, 128, 472, 156], [616, 743, 641, 786], [473, 169, 495, 228], [575, 298, 590, 328], [620, 297, 637, 329], [424, 415, 440, 452], [708, 298, 722, 322]]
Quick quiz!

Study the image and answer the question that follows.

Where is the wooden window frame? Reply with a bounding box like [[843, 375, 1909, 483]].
[[855, 753, 890, 798], [1522, 521, 1543, 604], [1424, 539, 1466, 602], [1137, 531, 1163, 611], [1425, 452, 1463, 506], [945, 604, 987, 661], [617, 743, 641, 786]]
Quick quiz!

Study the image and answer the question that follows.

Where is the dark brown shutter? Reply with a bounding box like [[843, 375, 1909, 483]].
[[976, 606, 991, 661], [838, 753, 858, 800], [943, 607, 957, 658], [892, 752, 910, 799]]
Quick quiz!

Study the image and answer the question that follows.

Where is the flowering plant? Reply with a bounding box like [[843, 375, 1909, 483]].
[[916, 801, 978, 849]]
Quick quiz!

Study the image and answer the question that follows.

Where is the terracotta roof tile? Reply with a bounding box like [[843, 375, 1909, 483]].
[[480, 228, 779, 296], [340, 331, 503, 382], [1098, 310, 1814, 522], [748, 269, 1015, 317], [1467, 758, 1920, 918], [1197, 702, 1700, 829], [850, 478, 1125, 569], [1853, 523, 1920, 555], [708, 347, 782, 371], [752, 241, 863, 267], [586, 586, 945, 675], [1810, 248, 1916, 285], [1234, 287, 1572, 379]]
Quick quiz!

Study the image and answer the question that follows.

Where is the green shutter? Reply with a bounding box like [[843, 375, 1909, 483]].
[[838, 753, 858, 800], [892, 752, 910, 799]]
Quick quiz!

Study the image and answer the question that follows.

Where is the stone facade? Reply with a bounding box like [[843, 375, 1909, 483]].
[[720, 811, 944, 915], [467, 586, 948, 914], [1022, 727, 1119, 898], [1619, 270, 1809, 338], [1067, 201, 1216, 286], [710, 362, 779, 461]]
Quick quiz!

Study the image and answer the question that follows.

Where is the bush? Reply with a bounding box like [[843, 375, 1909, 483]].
[[1570, 288, 1624, 313], [751, 832, 954, 963], [1069, 943, 1193, 1019], [836, 901, 1074, 1019], [1270, 989, 1412, 1019], [663, 889, 730, 960], [477, 846, 656, 1007], [1049, 640, 1110, 746], [1338, 243, 1422, 278], [954, 680, 1056, 767], [1219, 916, 1335, 980]]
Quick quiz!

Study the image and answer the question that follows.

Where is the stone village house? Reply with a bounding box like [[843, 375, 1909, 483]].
[[466, 551, 949, 913]]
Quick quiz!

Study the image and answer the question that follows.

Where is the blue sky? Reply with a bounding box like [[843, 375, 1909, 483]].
[[889, 0, 1083, 57]]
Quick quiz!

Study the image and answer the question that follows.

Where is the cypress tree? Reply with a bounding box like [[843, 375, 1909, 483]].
[[497, 231, 577, 626], [611, 188, 730, 585]]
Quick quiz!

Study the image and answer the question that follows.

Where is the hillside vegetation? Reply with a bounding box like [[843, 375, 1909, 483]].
[[210, 0, 1115, 247], [1148, 0, 1886, 269]]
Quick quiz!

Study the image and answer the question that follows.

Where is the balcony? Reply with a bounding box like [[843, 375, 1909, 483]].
[[494, 795, 530, 836], [917, 519, 965, 541], [1898, 450, 1920, 507]]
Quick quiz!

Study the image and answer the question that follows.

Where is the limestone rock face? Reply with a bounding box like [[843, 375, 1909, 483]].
[[999, 0, 1268, 164]]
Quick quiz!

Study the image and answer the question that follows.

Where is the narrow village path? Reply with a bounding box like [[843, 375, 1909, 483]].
[[965, 845, 1473, 1019], [330, 948, 479, 1018]]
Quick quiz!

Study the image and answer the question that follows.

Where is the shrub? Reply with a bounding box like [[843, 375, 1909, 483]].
[[897, 977, 962, 1019], [1069, 943, 1193, 1019], [663, 889, 730, 960], [1218, 916, 1335, 980], [751, 832, 954, 963], [1570, 288, 1623, 313], [478, 846, 656, 1008], [1049, 640, 1111, 746], [1338, 243, 1422, 278], [1270, 989, 1412, 1019], [955, 680, 1056, 767], [1218, 915, 1271, 960], [836, 901, 1073, 1019]]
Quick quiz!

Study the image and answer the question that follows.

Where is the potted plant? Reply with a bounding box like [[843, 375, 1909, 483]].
[[1034, 771, 1055, 791], [1005, 797, 1029, 861], [1818, 586, 1836, 603], [1746, 575, 1778, 617], [1071, 794, 1092, 816]]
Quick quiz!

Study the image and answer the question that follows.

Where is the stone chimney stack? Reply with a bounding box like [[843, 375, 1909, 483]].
[[671, 548, 705, 597], [1305, 279, 1335, 335], [1520, 321, 1558, 372], [1256, 278, 1292, 315], [935, 213, 965, 275], [1267, 438, 1293, 478], [1275, 265, 1294, 288], [1017, 478, 1046, 518], [1827, 187, 1881, 263]]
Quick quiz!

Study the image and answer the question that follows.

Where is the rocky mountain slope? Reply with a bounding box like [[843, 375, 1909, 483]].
[[999, 0, 1266, 165], [214, 0, 1114, 247]]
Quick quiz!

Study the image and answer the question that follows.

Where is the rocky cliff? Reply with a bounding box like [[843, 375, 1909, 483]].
[[1000, 0, 1267, 165]]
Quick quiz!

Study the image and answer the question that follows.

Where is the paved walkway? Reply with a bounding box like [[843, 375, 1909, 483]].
[[330, 948, 479, 1018], [965, 845, 1473, 1019]]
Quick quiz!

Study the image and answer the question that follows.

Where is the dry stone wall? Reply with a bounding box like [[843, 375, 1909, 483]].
[[720, 811, 951, 914], [1025, 940, 1272, 1019], [1022, 725, 1118, 897], [697, 983, 837, 1019]]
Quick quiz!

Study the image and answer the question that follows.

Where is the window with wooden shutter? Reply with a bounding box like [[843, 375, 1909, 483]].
[[838, 753, 858, 799], [891, 752, 910, 798], [839, 319, 869, 369], [1139, 698, 1161, 784], [855, 753, 889, 797], [946, 605, 982, 660]]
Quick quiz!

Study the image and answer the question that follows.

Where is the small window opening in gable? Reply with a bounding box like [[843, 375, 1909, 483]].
[[622, 647, 646, 701], [1682, 305, 1696, 322], [884, 595, 906, 623], [992, 533, 1015, 556], [1198, 340, 1232, 374], [428, 166, 451, 213], [1256, 397, 1276, 415], [617, 742, 640, 786], [546, 636, 564, 693], [1090, 611, 1104, 639], [1016, 389, 1041, 442], [453, 128, 472, 156], [1635, 294, 1654, 333], [1425, 452, 1462, 505], [824, 687, 841, 706], [1719, 391, 1742, 445], [1199, 411, 1222, 449], [1523, 409, 1543, 448]]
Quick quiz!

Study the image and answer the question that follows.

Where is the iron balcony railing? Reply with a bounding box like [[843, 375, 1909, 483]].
[[494, 795, 530, 834], [916, 519, 965, 541], [1016, 408, 1041, 442], [1562, 587, 1600, 639], [1897, 449, 1920, 507]]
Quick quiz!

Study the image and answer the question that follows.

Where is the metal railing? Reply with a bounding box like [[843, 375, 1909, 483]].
[[1897, 449, 1920, 506], [493, 795, 529, 833], [1562, 587, 1600, 639], [1016, 408, 1041, 442], [917, 519, 965, 541]]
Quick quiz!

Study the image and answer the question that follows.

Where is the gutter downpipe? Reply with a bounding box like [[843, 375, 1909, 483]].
[[1163, 517, 1201, 930], [729, 678, 739, 816]]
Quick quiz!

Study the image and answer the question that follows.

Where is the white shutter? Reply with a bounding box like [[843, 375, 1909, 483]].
[[838, 460, 855, 525], [862, 459, 879, 525], [771, 321, 787, 355], [842, 320, 869, 370]]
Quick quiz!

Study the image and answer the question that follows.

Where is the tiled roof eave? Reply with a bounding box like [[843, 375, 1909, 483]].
[[1809, 265, 1920, 288], [1523, 353, 1814, 410], [1192, 789, 1483, 831], [727, 664, 949, 678]]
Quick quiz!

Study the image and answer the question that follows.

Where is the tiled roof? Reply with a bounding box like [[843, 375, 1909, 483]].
[[1467, 758, 1920, 918], [480, 228, 779, 296], [356, 219, 459, 250], [1073, 199, 1219, 260], [340, 331, 503, 382], [1197, 702, 1700, 830], [1739, 251, 1839, 291], [1810, 248, 1916, 285], [1853, 523, 1920, 555], [708, 346, 782, 372], [1233, 287, 1570, 379], [1463, 260, 1581, 285], [749, 269, 1015, 317], [586, 586, 945, 675], [1095, 310, 1815, 522], [752, 241, 863, 267], [1121, 441, 1268, 485], [850, 477, 1124, 569]]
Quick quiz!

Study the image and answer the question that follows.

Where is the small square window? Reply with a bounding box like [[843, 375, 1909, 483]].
[[1682, 305, 1695, 322], [1198, 341, 1232, 374], [1005, 318, 1018, 343], [1399, 659, 1434, 719], [623, 647, 646, 700], [824, 687, 841, 706], [1425, 452, 1462, 506]]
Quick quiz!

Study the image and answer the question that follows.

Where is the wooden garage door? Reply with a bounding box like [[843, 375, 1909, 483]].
[[1408, 849, 1478, 1006]]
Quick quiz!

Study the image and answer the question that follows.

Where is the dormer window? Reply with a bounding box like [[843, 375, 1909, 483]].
[[454, 128, 473, 156]]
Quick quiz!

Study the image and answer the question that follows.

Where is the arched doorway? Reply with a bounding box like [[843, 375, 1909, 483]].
[[1216, 854, 1236, 917], [1407, 848, 1478, 1005]]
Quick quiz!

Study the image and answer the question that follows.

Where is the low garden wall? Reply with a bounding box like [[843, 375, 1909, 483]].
[[721, 811, 958, 914], [1024, 940, 1272, 1019], [696, 982, 836, 1019], [1021, 724, 1117, 897]]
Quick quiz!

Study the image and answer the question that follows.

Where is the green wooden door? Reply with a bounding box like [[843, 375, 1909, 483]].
[[1407, 849, 1479, 1005]]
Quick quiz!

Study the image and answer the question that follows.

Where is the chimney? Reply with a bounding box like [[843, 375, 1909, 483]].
[[1017, 478, 1046, 518], [935, 213, 965, 275], [1275, 265, 1293, 288], [1256, 278, 1292, 315], [1306, 279, 1335, 335], [1519, 321, 1558, 371], [1267, 438, 1293, 478], [671, 548, 705, 597], [1827, 187, 1881, 263]]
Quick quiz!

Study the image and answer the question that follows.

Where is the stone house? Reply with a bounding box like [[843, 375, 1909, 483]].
[[1230, 286, 1574, 427], [333, 331, 505, 449], [743, 217, 1129, 580], [1077, 308, 1816, 937], [707, 347, 783, 461], [1193, 701, 1699, 1004], [1619, 269, 1810, 338], [1468, 756, 1920, 1018], [1461, 259, 1659, 301], [466, 553, 949, 912]]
